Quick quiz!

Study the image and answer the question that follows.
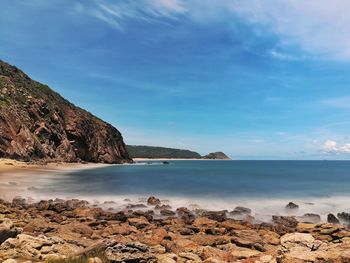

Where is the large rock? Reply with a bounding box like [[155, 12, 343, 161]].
[[105, 242, 157, 263], [279, 232, 350, 262], [147, 196, 161, 206], [0, 60, 131, 164], [285, 202, 299, 210], [0, 219, 19, 244], [0, 234, 82, 261], [327, 213, 340, 224]]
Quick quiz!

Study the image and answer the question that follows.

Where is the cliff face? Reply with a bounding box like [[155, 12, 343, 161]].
[[0, 60, 131, 163], [203, 152, 231, 160]]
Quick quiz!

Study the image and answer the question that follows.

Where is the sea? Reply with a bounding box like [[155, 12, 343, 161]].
[[5, 160, 350, 221]]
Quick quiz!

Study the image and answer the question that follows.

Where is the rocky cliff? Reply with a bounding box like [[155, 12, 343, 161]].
[[0, 60, 131, 163], [203, 152, 231, 160]]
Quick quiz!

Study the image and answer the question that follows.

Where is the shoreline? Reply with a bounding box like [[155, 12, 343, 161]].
[[0, 158, 348, 223], [133, 158, 231, 161], [0, 158, 113, 174], [0, 195, 349, 262], [1, 160, 350, 261]]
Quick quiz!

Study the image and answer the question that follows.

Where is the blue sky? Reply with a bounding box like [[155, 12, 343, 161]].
[[1, 0, 350, 159]]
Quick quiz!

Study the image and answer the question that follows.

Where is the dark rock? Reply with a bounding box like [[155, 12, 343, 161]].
[[110, 212, 128, 222], [176, 207, 195, 224], [229, 206, 252, 219], [147, 196, 161, 206], [200, 210, 227, 222], [298, 213, 321, 224], [0, 219, 19, 244], [155, 204, 172, 210], [272, 216, 298, 234], [337, 212, 350, 223], [328, 213, 340, 224], [12, 197, 27, 208], [160, 209, 176, 216], [132, 210, 154, 221], [285, 202, 299, 210], [126, 203, 147, 209]]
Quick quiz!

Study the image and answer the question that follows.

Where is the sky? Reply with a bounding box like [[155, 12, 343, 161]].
[[1, 0, 350, 159]]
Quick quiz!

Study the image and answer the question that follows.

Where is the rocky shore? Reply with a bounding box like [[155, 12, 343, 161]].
[[1, 197, 350, 262]]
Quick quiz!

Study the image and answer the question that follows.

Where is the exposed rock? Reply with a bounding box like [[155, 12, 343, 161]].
[[147, 196, 161, 206], [230, 206, 252, 215], [0, 219, 19, 244], [297, 213, 321, 224], [272, 216, 298, 233], [105, 242, 157, 263], [87, 257, 103, 263], [285, 202, 299, 210], [160, 209, 176, 216], [0, 60, 131, 163], [202, 152, 231, 160], [200, 210, 227, 222], [176, 207, 195, 224], [0, 234, 82, 261], [127, 217, 150, 229], [337, 212, 350, 224], [327, 213, 340, 224]]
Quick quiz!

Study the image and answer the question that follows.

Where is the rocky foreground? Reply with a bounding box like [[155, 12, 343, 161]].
[[1, 197, 350, 262]]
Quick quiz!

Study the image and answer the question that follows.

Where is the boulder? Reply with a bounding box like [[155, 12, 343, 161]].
[[105, 242, 157, 263], [193, 217, 217, 228], [200, 210, 227, 222], [147, 196, 161, 206], [160, 209, 176, 216], [327, 213, 340, 224], [297, 213, 321, 224], [285, 202, 299, 210], [229, 206, 252, 219], [337, 212, 350, 224], [12, 197, 27, 208], [127, 217, 150, 229], [0, 234, 82, 261], [272, 216, 298, 233], [176, 207, 195, 224], [0, 219, 19, 244]]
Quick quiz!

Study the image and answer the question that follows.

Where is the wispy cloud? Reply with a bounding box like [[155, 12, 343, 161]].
[[76, 0, 350, 60], [320, 97, 350, 109], [75, 0, 187, 29]]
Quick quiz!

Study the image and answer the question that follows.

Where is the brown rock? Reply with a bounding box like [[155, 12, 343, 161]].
[[0, 60, 131, 164], [193, 217, 217, 228], [147, 196, 161, 206], [127, 216, 150, 229], [105, 242, 157, 263]]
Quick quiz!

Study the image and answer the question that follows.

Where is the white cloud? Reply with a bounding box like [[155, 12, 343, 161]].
[[322, 139, 338, 153], [222, 0, 350, 60], [77, 0, 350, 60], [322, 140, 350, 154], [76, 0, 186, 29]]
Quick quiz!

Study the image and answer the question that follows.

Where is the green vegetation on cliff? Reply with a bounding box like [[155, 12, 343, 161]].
[[127, 145, 202, 159]]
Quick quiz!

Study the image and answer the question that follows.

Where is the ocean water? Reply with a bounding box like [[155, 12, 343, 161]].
[[5, 160, 350, 220]]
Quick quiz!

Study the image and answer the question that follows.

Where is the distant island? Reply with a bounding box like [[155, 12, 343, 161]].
[[127, 145, 231, 160], [203, 151, 231, 160]]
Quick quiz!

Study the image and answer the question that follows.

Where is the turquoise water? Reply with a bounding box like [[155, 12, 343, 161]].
[[22, 160, 350, 218]]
